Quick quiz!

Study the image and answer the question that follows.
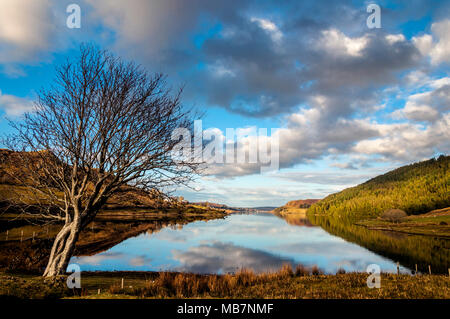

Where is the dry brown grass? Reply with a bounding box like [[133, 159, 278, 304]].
[[102, 266, 318, 298], [96, 266, 449, 299], [2, 267, 450, 299]]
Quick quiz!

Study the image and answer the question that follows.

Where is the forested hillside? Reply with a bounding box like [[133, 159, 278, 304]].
[[308, 155, 449, 222]]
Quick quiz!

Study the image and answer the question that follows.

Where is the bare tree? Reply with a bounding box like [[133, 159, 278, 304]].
[[7, 45, 199, 277]]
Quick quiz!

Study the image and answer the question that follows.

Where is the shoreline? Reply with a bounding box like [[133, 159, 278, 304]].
[[0, 206, 227, 274], [2, 208, 449, 299], [354, 207, 450, 239]]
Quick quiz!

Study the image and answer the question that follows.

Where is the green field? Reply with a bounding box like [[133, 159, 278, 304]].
[[356, 207, 450, 238]]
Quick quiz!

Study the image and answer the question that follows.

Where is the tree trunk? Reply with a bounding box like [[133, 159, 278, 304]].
[[43, 221, 81, 277]]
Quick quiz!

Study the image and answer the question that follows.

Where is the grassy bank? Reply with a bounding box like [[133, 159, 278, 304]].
[[356, 207, 450, 238], [1, 268, 449, 299], [301, 157, 450, 274], [309, 214, 450, 274]]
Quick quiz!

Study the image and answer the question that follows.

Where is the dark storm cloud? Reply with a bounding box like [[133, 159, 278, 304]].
[[87, 0, 425, 117], [198, 25, 420, 118], [80, 0, 449, 176]]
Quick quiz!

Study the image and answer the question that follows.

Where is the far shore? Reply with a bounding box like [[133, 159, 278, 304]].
[[355, 207, 450, 238], [270, 205, 450, 238]]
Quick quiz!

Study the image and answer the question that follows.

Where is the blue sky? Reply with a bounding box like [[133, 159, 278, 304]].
[[0, 0, 449, 207]]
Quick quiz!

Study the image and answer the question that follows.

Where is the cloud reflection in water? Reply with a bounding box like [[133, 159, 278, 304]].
[[172, 242, 295, 274], [70, 214, 405, 273]]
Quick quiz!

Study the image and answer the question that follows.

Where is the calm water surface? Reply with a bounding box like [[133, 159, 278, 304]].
[[71, 213, 410, 274]]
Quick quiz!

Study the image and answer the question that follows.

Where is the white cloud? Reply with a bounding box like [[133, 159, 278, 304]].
[[429, 76, 450, 88], [385, 34, 406, 45], [398, 102, 440, 122], [250, 17, 283, 44], [413, 19, 450, 65], [200, 98, 380, 178], [413, 34, 433, 56], [353, 115, 450, 160], [330, 162, 357, 170], [404, 70, 430, 87], [200, 84, 449, 179], [0, 91, 34, 116], [393, 76, 450, 122], [0, 0, 55, 64], [208, 62, 236, 78], [317, 29, 369, 57]]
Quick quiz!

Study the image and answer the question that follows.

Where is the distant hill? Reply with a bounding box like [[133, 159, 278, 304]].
[[272, 199, 320, 215], [192, 202, 258, 213], [284, 199, 320, 208], [192, 202, 229, 210], [252, 206, 278, 212], [192, 202, 276, 213], [308, 155, 450, 222], [0, 149, 170, 210]]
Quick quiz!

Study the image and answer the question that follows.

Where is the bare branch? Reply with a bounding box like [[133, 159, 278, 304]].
[[4, 44, 200, 276]]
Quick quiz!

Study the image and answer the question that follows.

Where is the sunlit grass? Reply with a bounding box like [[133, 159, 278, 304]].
[[1, 267, 449, 299], [357, 212, 450, 237]]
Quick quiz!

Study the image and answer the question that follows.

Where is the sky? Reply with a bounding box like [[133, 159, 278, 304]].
[[0, 0, 449, 207]]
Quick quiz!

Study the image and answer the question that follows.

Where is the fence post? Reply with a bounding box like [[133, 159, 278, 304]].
[[98, 288, 100, 295], [121, 278, 124, 289], [415, 264, 418, 274], [20, 230, 23, 242], [396, 262, 400, 275], [428, 265, 431, 275]]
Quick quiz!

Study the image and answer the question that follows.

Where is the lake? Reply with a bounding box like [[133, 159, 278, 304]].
[[70, 213, 411, 274]]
